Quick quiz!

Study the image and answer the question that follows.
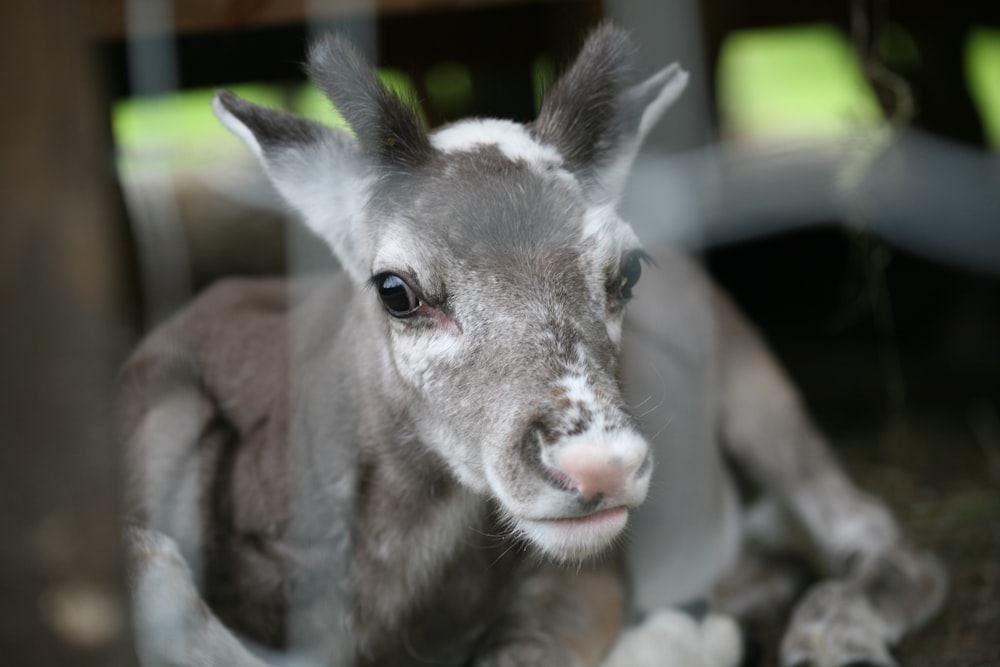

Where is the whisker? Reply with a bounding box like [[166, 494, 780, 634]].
[[488, 538, 520, 570], [628, 394, 654, 411], [647, 414, 674, 443], [635, 360, 669, 420]]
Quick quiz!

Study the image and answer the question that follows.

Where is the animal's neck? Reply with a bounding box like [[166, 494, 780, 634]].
[[292, 284, 518, 655], [347, 337, 493, 648]]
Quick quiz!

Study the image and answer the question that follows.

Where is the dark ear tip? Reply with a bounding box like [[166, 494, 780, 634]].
[[215, 88, 236, 104], [306, 33, 336, 68], [584, 20, 635, 60], [212, 89, 259, 129], [589, 19, 631, 42], [213, 88, 245, 116], [212, 89, 282, 132], [307, 32, 368, 78]]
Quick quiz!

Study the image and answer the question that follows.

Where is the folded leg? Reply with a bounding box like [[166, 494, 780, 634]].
[[711, 284, 945, 666], [127, 525, 282, 667]]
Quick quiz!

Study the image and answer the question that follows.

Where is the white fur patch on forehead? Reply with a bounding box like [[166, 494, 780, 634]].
[[582, 204, 640, 249], [431, 119, 564, 167]]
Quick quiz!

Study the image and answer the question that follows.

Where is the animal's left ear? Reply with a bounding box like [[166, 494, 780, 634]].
[[532, 23, 688, 201]]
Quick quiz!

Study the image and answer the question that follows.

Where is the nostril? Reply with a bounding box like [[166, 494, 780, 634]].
[[543, 466, 576, 493]]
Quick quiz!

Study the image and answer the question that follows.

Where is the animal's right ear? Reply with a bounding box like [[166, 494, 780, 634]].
[[212, 90, 370, 284]]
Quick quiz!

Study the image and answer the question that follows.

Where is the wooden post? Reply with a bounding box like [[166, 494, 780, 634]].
[[0, 1, 135, 664]]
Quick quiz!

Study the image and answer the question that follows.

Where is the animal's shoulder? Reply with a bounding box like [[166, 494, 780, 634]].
[[118, 274, 352, 428], [190, 275, 291, 319], [121, 278, 286, 382]]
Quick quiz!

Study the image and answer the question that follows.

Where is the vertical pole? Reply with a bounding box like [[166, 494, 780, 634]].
[[0, 1, 135, 664]]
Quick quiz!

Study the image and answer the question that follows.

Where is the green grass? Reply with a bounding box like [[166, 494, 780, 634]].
[[294, 83, 351, 134], [114, 83, 283, 171], [967, 28, 1000, 149], [113, 70, 422, 172], [717, 24, 883, 139]]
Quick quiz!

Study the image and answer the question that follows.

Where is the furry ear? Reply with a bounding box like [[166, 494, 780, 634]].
[[306, 35, 432, 172], [213, 90, 371, 283], [533, 23, 688, 201]]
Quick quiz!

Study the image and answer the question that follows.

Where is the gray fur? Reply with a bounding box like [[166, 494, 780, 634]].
[[124, 24, 943, 667], [307, 34, 431, 171], [532, 23, 636, 175]]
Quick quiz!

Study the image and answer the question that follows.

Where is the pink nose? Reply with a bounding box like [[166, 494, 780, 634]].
[[554, 447, 646, 502]]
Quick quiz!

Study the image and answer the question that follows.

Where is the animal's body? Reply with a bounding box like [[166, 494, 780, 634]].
[[123, 24, 944, 667]]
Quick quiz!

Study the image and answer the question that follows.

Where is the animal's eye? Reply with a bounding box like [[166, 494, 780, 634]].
[[375, 273, 421, 317], [619, 251, 643, 300]]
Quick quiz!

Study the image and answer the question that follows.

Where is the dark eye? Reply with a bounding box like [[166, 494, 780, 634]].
[[376, 273, 421, 317], [619, 252, 643, 300]]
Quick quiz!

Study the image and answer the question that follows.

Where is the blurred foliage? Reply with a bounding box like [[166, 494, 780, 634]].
[[967, 28, 1000, 149], [113, 70, 420, 173], [877, 22, 922, 71], [532, 54, 556, 115], [424, 61, 475, 118], [114, 83, 282, 171], [717, 24, 883, 139]]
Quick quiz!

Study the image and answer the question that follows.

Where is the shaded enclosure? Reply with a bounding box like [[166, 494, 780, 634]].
[[2, 0, 997, 664]]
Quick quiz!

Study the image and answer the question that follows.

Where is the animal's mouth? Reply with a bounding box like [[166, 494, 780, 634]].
[[543, 506, 628, 526], [518, 506, 629, 561]]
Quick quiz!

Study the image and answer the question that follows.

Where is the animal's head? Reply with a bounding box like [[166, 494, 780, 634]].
[[214, 23, 687, 561]]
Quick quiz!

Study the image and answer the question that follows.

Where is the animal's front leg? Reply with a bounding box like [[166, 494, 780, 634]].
[[601, 607, 742, 667], [780, 545, 946, 667], [471, 557, 741, 667], [710, 288, 946, 666]]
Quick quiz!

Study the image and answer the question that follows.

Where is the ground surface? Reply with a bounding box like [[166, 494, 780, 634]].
[[739, 407, 1000, 667], [841, 411, 1000, 667]]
